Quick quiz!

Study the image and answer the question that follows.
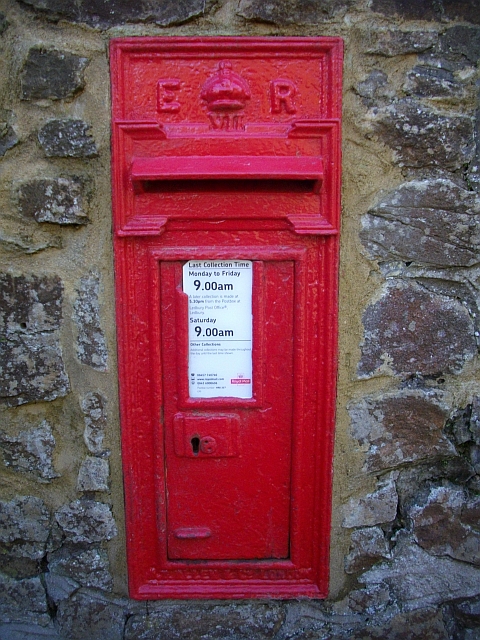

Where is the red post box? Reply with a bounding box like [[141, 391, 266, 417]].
[[110, 37, 343, 599]]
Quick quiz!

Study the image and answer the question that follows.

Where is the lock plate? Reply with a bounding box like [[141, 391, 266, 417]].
[[173, 413, 239, 458]]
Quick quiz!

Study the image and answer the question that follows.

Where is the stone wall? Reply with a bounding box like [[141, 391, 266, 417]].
[[0, 0, 479, 638]]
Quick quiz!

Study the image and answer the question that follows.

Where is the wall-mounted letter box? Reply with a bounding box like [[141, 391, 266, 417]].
[[111, 37, 343, 599]]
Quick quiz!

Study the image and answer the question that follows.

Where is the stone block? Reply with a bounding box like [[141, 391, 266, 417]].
[[345, 527, 390, 574], [396, 458, 476, 515], [350, 609, 449, 640], [0, 333, 70, 406], [48, 546, 113, 591], [38, 119, 97, 158], [55, 589, 126, 640], [342, 475, 398, 528], [468, 115, 480, 193], [367, 29, 438, 57], [438, 26, 480, 65], [371, 0, 440, 20], [468, 445, 480, 474], [0, 272, 61, 332], [361, 179, 480, 268], [18, 177, 89, 225], [0, 623, 62, 639], [44, 572, 79, 605], [77, 456, 109, 492], [125, 602, 285, 640], [0, 420, 58, 482], [0, 496, 50, 562], [0, 274, 70, 406], [81, 392, 108, 455], [371, 99, 474, 170], [448, 400, 480, 447], [55, 499, 117, 544], [415, 279, 480, 346], [409, 486, 480, 565], [358, 281, 477, 378], [404, 66, 467, 101], [371, 0, 480, 24], [18, 0, 206, 28], [354, 70, 395, 107], [0, 230, 62, 255], [471, 398, 480, 444], [73, 273, 108, 371], [0, 12, 9, 34], [350, 391, 455, 472], [0, 122, 18, 157], [451, 595, 480, 627], [237, 0, 354, 24], [0, 574, 49, 625], [361, 533, 480, 610], [21, 48, 88, 101]]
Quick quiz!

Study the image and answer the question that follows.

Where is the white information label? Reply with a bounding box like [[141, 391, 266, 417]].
[[183, 260, 253, 399]]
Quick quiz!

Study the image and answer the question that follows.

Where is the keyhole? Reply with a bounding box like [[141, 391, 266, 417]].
[[191, 436, 200, 456]]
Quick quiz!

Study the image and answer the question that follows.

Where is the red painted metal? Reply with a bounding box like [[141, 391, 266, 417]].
[[111, 37, 343, 600]]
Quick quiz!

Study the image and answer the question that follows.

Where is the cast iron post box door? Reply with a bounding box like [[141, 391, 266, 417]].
[[162, 260, 294, 561], [111, 37, 343, 599]]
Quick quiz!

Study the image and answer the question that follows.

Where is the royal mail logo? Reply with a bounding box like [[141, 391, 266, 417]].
[[231, 377, 251, 384]]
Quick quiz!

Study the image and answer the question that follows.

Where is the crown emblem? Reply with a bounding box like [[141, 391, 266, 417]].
[[201, 61, 251, 112]]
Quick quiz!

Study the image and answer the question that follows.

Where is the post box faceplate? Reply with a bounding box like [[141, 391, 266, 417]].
[[111, 37, 342, 599]]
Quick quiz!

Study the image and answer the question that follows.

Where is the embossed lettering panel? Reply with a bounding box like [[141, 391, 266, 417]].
[[113, 40, 339, 124]]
